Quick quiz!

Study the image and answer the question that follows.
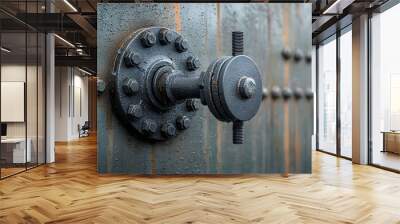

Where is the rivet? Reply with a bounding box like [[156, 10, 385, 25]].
[[293, 87, 304, 100], [97, 79, 106, 95], [305, 88, 314, 100], [293, 49, 303, 62], [271, 86, 282, 99], [281, 48, 291, 60], [282, 87, 293, 100]]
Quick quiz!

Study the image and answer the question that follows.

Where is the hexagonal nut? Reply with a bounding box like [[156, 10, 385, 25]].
[[161, 123, 177, 138], [124, 51, 142, 67], [238, 76, 257, 99], [141, 119, 157, 135], [127, 104, 143, 120], [122, 78, 139, 96], [176, 116, 191, 130], [186, 99, 199, 111], [159, 28, 174, 45], [186, 56, 201, 71], [175, 36, 188, 53], [140, 31, 156, 47]]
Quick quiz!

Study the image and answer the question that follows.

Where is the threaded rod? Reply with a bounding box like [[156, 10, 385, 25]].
[[232, 31, 243, 56], [233, 121, 244, 144]]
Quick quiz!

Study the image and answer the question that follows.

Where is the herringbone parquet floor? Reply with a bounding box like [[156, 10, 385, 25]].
[[1, 135, 400, 224]]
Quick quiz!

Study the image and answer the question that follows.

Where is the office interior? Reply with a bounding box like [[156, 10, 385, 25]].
[[0, 0, 400, 223]]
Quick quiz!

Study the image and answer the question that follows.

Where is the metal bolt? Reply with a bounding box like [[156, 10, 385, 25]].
[[293, 87, 304, 100], [186, 99, 199, 111], [293, 49, 303, 62], [161, 123, 176, 138], [122, 78, 139, 96], [305, 88, 314, 100], [141, 119, 157, 135], [127, 104, 143, 119], [262, 87, 269, 100], [282, 87, 293, 100], [176, 116, 191, 130], [97, 79, 106, 95], [140, 31, 156, 47], [233, 120, 244, 144], [124, 51, 142, 67], [186, 56, 201, 71], [271, 86, 282, 99], [281, 48, 291, 60], [175, 36, 188, 52], [238, 76, 257, 99], [159, 28, 174, 45]]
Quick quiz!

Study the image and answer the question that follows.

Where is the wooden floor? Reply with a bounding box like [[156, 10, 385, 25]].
[[1, 135, 400, 224]]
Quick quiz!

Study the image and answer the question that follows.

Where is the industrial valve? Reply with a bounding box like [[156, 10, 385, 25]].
[[111, 27, 262, 144]]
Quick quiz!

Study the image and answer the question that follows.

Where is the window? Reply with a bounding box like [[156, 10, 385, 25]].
[[318, 36, 337, 154], [371, 3, 400, 171]]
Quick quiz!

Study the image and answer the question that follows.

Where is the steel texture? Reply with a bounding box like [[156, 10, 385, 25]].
[[97, 3, 312, 174]]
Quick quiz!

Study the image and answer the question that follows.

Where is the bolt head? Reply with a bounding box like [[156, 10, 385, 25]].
[[176, 116, 191, 130], [159, 29, 174, 45], [127, 104, 143, 119], [124, 51, 142, 67], [186, 99, 199, 111], [122, 78, 139, 96], [186, 56, 201, 71], [97, 79, 106, 94], [141, 119, 157, 135], [140, 31, 156, 47], [238, 76, 257, 99], [175, 37, 188, 52], [161, 123, 176, 138]]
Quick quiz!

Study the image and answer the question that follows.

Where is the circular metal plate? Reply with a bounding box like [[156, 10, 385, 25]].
[[112, 27, 198, 141], [218, 55, 262, 121]]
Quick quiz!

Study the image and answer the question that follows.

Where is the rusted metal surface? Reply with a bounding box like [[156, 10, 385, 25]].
[[97, 3, 312, 174]]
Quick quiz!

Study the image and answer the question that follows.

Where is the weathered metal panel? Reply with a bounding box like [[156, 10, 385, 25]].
[[97, 3, 312, 174]]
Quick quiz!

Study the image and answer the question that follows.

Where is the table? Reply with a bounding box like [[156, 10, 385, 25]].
[[1, 138, 31, 164], [382, 131, 400, 154]]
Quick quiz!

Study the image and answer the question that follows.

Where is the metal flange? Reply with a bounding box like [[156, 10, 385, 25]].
[[112, 27, 198, 141]]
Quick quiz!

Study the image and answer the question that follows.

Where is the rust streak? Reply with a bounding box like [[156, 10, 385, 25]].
[[174, 3, 181, 33], [282, 5, 291, 176]]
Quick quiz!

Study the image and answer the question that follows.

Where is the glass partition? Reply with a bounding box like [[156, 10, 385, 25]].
[[318, 36, 337, 154], [371, 4, 400, 171], [339, 29, 352, 158], [0, 1, 46, 179]]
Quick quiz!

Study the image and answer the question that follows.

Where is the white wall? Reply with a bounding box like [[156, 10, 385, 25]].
[[54, 67, 89, 141]]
